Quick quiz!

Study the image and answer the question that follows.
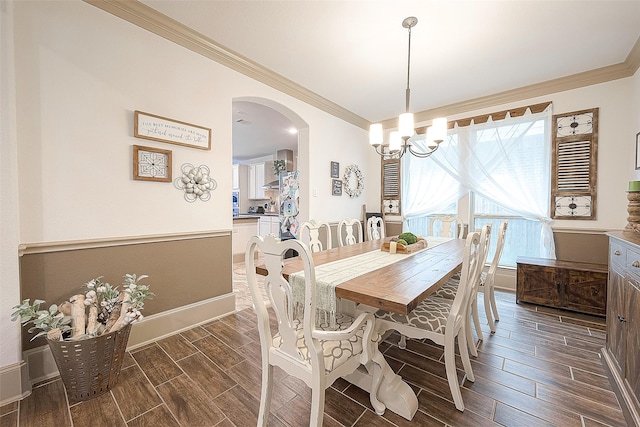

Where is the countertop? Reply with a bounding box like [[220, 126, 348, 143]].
[[233, 213, 279, 220]]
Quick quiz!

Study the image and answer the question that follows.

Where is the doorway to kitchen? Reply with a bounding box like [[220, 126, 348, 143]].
[[231, 97, 309, 306]]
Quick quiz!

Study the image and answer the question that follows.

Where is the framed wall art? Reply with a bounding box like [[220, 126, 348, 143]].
[[134, 110, 211, 150], [331, 161, 339, 178], [133, 145, 172, 182], [550, 108, 598, 219], [332, 179, 342, 196]]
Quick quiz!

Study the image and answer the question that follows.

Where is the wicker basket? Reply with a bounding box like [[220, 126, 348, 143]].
[[47, 324, 131, 401]]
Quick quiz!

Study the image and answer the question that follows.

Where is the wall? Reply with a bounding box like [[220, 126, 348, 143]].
[[19, 233, 232, 351], [0, 0, 377, 402], [633, 67, 640, 182]]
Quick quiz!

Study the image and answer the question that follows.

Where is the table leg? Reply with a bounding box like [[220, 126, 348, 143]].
[[343, 355, 418, 420], [340, 300, 418, 421]]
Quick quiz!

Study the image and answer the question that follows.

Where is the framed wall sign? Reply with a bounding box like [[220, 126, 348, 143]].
[[133, 145, 172, 182], [332, 179, 342, 196], [330, 161, 339, 178], [134, 110, 211, 150]]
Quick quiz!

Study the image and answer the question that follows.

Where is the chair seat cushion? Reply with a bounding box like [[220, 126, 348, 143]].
[[432, 270, 488, 300], [273, 313, 376, 372], [375, 297, 453, 334]]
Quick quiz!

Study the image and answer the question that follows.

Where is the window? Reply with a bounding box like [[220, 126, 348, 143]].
[[402, 104, 554, 263], [472, 195, 543, 267]]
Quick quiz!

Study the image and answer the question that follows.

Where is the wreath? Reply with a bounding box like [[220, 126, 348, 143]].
[[343, 164, 364, 198]]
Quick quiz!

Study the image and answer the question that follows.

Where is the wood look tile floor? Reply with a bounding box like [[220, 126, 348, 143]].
[[1, 262, 628, 427]]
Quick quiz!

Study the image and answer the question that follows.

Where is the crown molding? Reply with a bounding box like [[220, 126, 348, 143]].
[[83, 0, 369, 130], [85, 0, 638, 133]]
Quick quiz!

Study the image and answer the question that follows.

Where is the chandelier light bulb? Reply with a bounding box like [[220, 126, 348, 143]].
[[370, 123, 383, 147], [389, 131, 402, 152], [398, 113, 414, 138], [431, 117, 448, 143], [425, 127, 437, 149]]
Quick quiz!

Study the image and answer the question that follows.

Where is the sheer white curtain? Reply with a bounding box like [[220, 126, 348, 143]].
[[429, 108, 555, 258], [401, 137, 465, 221]]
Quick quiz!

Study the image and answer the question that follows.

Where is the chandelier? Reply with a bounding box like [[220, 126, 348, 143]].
[[369, 17, 447, 159]]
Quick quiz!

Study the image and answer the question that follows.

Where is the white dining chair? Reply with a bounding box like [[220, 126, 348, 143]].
[[337, 218, 363, 247], [300, 220, 332, 253], [428, 224, 492, 356], [245, 235, 385, 426], [429, 216, 464, 239], [433, 221, 507, 333], [372, 225, 489, 412], [366, 216, 386, 241], [481, 220, 508, 332]]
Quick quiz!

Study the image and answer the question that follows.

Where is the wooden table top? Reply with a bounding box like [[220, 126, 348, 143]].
[[255, 238, 466, 315]]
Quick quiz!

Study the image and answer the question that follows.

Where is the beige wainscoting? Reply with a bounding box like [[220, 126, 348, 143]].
[[18, 230, 235, 354]]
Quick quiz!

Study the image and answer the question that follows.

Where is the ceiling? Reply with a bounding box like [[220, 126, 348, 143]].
[[232, 101, 298, 162], [137, 0, 640, 160]]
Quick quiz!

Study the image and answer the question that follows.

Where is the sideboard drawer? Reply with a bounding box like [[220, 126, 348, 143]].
[[626, 246, 640, 279], [610, 240, 625, 268]]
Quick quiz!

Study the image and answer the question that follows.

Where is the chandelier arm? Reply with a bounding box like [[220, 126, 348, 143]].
[[372, 145, 386, 156], [408, 143, 439, 158]]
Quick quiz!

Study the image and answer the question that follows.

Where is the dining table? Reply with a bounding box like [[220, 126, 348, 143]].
[[255, 236, 466, 420]]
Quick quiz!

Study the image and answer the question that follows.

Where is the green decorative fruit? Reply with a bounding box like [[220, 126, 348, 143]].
[[398, 232, 417, 245], [396, 239, 408, 246]]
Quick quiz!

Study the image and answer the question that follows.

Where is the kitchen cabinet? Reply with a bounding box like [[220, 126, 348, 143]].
[[232, 217, 258, 262], [603, 232, 640, 427], [259, 216, 279, 237], [248, 163, 265, 200], [232, 164, 239, 191], [516, 256, 607, 316], [247, 161, 278, 200]]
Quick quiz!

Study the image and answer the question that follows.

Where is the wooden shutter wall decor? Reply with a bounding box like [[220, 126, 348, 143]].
[[551, 108, 598, 220], [381, 158, 401, 214]]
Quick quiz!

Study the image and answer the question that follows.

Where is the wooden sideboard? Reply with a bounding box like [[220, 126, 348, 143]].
[[516, 256, 608, 316], [603, 231, 640, 426]]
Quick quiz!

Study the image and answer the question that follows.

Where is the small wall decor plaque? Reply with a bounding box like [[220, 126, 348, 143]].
[[133, 145, 172, 182], [134, 110, 211, 150], [331, 161, 339, 178], [332, 179, 342, 196]]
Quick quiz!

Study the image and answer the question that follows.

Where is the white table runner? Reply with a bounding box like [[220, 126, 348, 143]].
[[290, 237, 451, 325]]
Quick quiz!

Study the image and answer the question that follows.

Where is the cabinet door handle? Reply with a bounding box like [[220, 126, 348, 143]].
[[618, 315, 627, 323], [633, 261, 640, 268], [614, 250, 621, 256]]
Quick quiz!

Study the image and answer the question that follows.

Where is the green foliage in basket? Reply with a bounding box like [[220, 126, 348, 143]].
[[396, 239, 408, 246], [11, 273, 154, 341], [398, 232, 418, 245], [11, 300, 72, 341]]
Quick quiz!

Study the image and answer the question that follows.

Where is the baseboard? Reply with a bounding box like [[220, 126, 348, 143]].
[[23, 293, 236, 385], [0, 361, 31, 406]]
